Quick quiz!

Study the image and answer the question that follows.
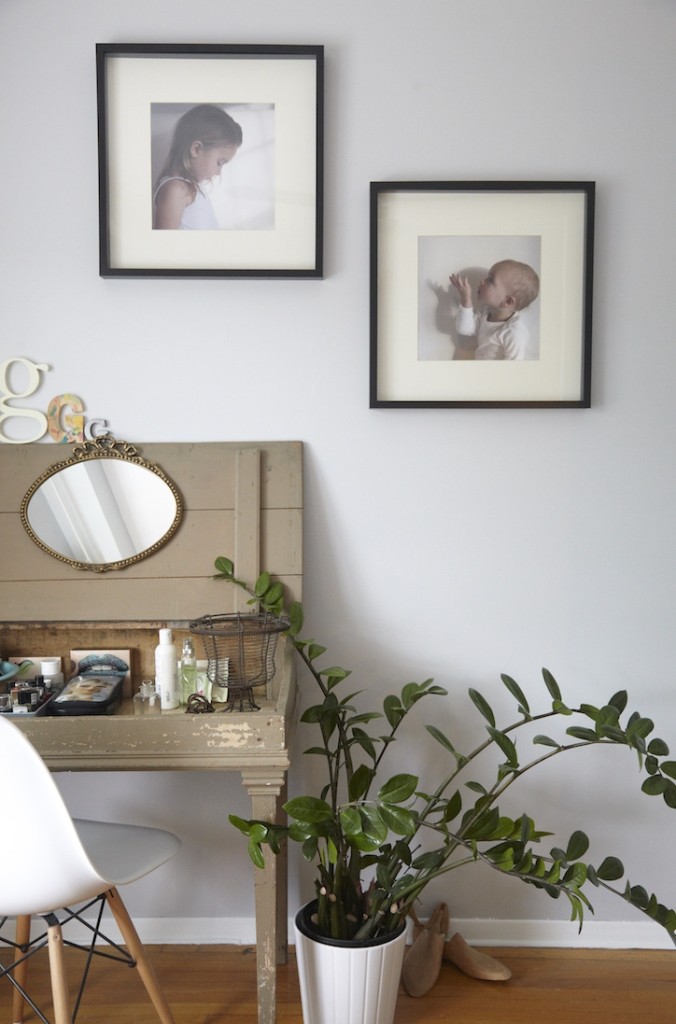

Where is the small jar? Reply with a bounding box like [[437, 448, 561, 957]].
[[41, 658, 65, 693], [133, 679, 162, 715]]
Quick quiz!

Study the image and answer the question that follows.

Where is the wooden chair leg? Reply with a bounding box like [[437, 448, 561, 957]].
[[45, 917, 73, 1024], [12, 915, 31, 1024], [105, 888, 176, 1024]]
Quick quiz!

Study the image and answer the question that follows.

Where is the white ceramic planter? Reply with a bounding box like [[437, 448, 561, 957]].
[[294, 902, 407, 1024]]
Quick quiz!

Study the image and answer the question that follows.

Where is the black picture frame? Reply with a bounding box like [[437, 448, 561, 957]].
[[370, 181, 594, 408], [97, 43, 324, 278]]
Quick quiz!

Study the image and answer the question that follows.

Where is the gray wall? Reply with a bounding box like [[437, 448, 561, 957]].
[[2, 0, 676, 944]]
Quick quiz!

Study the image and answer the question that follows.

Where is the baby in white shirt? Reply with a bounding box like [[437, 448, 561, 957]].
[[450, 260, 540, 360]]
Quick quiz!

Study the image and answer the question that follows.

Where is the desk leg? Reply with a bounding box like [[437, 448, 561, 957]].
[[241, 769, 287, 1024]]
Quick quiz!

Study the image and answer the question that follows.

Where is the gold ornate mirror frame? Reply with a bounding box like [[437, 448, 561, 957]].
[[20, 435, 183, 573]]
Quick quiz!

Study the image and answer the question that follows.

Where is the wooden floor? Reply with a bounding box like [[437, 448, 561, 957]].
[[1, 943, 675, 1024]]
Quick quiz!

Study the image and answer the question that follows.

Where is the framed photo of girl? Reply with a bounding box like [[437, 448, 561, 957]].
[[96, 43, 324, 278], [370, 181, 594, 408]]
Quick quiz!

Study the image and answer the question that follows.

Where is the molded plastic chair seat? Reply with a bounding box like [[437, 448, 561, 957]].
[[0, 715, 181, 1024]]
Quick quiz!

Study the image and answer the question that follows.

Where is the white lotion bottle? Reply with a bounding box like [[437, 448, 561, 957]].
[[155, 628, 179, 710]]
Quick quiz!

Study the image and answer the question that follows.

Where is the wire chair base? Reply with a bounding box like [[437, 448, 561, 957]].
[[0, 895, 136, 1024]]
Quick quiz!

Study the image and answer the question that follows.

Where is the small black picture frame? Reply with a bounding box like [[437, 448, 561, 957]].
[[97, 43, 324, 278], [370, 181, 594, 408]]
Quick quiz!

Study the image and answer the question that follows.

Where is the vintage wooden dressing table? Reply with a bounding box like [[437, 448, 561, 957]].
[[0, 440, 303, 1024]]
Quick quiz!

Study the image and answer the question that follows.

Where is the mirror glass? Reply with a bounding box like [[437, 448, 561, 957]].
[[21, 436, 183, 572]]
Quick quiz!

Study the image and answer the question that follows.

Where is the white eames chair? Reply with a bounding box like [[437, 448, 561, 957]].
[[0, 715, 181, 1024]]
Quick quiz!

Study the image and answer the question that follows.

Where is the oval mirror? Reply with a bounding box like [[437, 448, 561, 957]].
[[20, 435, 183, 572]]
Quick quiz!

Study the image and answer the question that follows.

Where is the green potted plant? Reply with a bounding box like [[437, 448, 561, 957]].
[[216, 558, 676, 1024]]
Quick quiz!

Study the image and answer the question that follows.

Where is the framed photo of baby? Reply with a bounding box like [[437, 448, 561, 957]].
[[97, 44, 324, 278], [370, 181, 594, 408]]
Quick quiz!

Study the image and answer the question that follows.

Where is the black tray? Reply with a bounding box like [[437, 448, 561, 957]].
[[51, 672, 125, 716]]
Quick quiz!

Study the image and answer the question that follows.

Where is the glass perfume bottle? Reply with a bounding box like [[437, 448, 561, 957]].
[[180, 637, 197, 706], [133, 679, 161, 715]]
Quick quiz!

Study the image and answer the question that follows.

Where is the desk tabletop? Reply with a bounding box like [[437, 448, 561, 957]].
[[13, 639, 297, 773]]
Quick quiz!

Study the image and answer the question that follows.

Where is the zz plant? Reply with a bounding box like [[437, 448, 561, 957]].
[[216, 557, 676, 945]]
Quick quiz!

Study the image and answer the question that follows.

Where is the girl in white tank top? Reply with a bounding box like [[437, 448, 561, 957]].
[[153, 104, 242, 230]]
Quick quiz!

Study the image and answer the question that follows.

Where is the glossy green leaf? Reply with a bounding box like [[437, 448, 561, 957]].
[[465, 806, 501, 840], [359, 806, 389, 846], [565, 830, 589, 861], [287, 601, 303, 636], [254, 571, 271, 597], [426, 725, 461, 758], [301, 836, 318, 862], [248, 840, 265, 869], [442, 790, 463, 822], [596, 705, 621, 729], [542, 668, 562, 701], [642, 775, 668, 796], [608, 690, 628, 714], [488, 726, 518, 767], [288, 820, 316, 843], [303, 745, 330, 757], [412, 849, 446, 871], [533, 734, 560, 748], [401, 682, 422, 710], [516, 850, 534, 875], [563, 862, 588, 887], [264, 581, 284, 605], [600, 725, 628, 743], [229, 813, 253, 836], [378, 773, 418, 804], [285, 796, 334, 823], [349, 763, 374, 802], [340, 806, 362, 837], [663, 781, 676, 808], [248, 823, 269, 843], [351, 728, 377, 761], [321, 666, 351, 689], [469, 688, 495, 726], [500, 673, 531, 716], [214, 556, 234, 576], [566, 726, 599, 742], [301, 703, 325, 724], [628, 885, 649, 910], [596, 856, 624, 881], [384, 695, 404, 728], [378, 803, 417, 836], [628, 717, 655, 740]]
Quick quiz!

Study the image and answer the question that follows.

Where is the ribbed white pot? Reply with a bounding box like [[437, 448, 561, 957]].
[[293, 902, 407, 1024]]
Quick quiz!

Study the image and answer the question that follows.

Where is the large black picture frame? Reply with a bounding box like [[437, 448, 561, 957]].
[[370, 181, 594, 408], [97, 43, 324, 278]]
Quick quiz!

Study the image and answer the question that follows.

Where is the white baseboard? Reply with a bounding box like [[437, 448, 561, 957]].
[[20, 915, 674, 950], [450, 917, 674, 949]]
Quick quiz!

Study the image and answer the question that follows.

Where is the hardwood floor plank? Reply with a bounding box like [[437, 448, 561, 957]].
[[1, 943, 674, 1023]]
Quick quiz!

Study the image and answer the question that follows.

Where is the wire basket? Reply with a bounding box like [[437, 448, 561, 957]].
[[189, 612, 289, 711]]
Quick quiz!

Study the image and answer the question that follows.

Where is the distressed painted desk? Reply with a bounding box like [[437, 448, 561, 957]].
[[12, 637, 297, 1024], [0, 439, 304, 1024], [0, 439, 303, 1024]]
